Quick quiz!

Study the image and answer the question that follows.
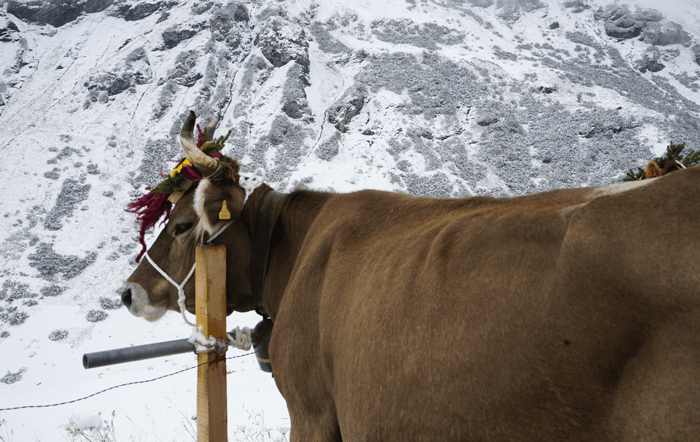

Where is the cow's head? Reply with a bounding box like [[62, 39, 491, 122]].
[[120, 112, 258, 321]]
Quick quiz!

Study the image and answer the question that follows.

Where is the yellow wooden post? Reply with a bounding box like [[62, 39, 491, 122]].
[[195, 244, 227, 442]]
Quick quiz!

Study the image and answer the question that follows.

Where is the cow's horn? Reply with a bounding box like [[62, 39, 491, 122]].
[[205, 116, 218, 141], [180, 111, 219, 176]]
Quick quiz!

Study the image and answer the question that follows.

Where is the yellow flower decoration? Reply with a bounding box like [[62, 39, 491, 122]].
[[170, 158, 191, 177]]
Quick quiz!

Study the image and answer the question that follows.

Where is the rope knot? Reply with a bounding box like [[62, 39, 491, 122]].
[[189, 325, 226, 354], [188, 325, 252, 354], [227, 327, 252, 351]]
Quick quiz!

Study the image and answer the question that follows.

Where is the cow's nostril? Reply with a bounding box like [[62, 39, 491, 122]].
[[121, 287, 133, 308]]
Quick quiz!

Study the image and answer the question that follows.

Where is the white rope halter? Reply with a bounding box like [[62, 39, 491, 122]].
[[143, 221, 231, 327], [145, 221, 250, 351]]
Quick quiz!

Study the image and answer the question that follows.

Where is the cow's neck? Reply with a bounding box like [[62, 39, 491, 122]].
[[242, 185, 287, 317], [244, 186, 331, 321]]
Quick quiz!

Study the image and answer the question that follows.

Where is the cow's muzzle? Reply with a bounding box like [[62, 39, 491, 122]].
[[120, 283, 167, 322], [120, 286, 133, 309]]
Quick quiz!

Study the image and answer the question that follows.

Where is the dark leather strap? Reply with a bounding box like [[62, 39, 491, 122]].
[[250, 189, 287, 318]]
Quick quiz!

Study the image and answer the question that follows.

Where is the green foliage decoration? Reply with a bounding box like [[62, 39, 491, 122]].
[[623, 143, 700, 181]]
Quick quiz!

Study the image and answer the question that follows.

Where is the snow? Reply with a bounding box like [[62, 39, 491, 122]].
[[74, 413, 104, 431], [239, 167, 268, 205], [1, 0, 700, 439]]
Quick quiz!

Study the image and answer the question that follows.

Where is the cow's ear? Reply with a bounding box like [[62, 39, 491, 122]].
[[216, 162, 245, 220], [195, 179, 246, 235], [221, 183, 246, 220], [213, 182, 246, 222]]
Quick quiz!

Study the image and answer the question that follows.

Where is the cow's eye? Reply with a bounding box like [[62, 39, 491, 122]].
[[174, 222, 194, 236]]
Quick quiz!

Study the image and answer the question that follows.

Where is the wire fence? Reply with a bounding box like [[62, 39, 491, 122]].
[[0, 352, 255, 412]]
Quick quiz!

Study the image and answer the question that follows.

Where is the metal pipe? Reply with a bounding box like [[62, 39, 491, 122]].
[[83, 338, 195, 369], [82, 329, 244, 369]]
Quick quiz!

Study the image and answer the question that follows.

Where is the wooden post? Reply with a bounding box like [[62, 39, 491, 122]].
[[195, 244, 227, 442]]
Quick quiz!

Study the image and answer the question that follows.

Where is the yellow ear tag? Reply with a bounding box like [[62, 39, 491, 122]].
[[219, 200, 231, 220]]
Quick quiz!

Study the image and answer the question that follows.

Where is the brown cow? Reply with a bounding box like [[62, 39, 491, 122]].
[[122, 112, 700, 441]]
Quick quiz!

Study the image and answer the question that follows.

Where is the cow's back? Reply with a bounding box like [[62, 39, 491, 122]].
[[270, 173, 700, 441]]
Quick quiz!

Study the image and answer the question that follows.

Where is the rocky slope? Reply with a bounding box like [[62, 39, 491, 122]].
[[3, 0, 700, 352]]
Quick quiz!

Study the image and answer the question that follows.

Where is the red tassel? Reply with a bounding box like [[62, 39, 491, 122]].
[[181, 166, 202, 182], [196, 124, 205, 148], [127, 192, 172, 263]]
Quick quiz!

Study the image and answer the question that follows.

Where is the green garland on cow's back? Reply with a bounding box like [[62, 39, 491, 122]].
[[623, 143, 700, 181]]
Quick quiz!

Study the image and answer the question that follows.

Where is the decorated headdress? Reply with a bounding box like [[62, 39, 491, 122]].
[[127, 113, 231, 262]]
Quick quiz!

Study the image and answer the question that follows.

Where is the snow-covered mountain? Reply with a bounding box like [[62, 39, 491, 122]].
[[1, 0, 700, 439]]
